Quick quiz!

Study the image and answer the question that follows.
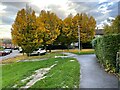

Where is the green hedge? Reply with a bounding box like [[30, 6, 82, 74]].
[[92, 34, 120, 73], [0, 46, 4, 50]]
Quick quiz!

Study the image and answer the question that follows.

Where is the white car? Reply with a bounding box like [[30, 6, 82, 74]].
[[31, 48, 46, 55], [4, 49, 12, 54], [18, 47, 23, 53]]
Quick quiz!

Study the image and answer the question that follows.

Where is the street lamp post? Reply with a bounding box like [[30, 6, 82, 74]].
[[78, 25, 80, 53]]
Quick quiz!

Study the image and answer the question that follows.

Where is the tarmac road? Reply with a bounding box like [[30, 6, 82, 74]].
[[0, 50, 20, 61]]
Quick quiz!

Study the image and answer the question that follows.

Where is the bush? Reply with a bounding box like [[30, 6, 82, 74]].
[[92, 34, 120, 73], [0, 46, 4, 50], [82, 42, 93, 49]]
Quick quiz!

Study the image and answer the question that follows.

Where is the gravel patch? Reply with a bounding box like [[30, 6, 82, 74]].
[[55, 56, 69, 58], [70, 60, 75, 62]]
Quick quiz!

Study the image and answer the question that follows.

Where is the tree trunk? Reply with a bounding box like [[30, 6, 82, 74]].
[[67, 44, 70, 51], [81, 42, 82, 50], [44, 44, 47, 52], [27, 53, 29, 56], [27, 53, 30, 57], [49, 49, 51, 52], [49, 44, 51, 52]]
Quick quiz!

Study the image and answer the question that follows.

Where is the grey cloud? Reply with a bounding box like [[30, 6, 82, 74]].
[[108, 3, 117, 16], [70, 2, 99, 14], [47, 4, 67, 19], [1, 2, 28, 25], [71, 1, 118, 25], [0, 1, 119, 26], [70, 2, 103, 24], [69, 0, 98, 2], [2, 2, 28, 12], [0, 0, 30, 2], [1, 13, 15, 25], [29, 4, 41, 14], [118, 1, 120, 15], [2, 2, 28, 8]]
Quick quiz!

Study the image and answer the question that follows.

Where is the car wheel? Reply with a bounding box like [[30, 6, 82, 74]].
[[38, 52, 40, 55], [43, 53, 45, 55]]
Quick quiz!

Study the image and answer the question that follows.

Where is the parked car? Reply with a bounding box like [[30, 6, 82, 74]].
[[30, 48, 46, 55], [4, 48, 12, 53], [0, 51, 7, 56], [18, 47, 23, 53], [13, 46, 19, 50], [4, 49, 12, 54]]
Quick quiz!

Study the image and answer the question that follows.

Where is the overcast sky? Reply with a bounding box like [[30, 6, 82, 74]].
[[0, 0, 119, 39]]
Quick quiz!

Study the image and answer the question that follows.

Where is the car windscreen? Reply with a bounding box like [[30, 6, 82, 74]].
[[34, 49, 39, 51], [4, 49, 10, 51]]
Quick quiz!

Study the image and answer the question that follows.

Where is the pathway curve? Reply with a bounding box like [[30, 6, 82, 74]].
[[64, 53, 119, 88]]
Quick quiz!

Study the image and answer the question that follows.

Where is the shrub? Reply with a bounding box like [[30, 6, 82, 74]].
[[0, 46, 4, 50], [92, 34, 120, 73]]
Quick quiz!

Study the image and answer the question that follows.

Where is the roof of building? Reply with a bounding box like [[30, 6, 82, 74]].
[[95, 29, 104, 35]]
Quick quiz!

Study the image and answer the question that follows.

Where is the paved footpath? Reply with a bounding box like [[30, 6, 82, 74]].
[[64, 53, 119, 88]]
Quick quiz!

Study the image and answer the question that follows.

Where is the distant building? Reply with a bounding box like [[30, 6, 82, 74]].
[[0, 39, 17, 49], [95, 28, 104, 37]]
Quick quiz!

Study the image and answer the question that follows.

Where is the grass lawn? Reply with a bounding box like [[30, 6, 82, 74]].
[[30, 58, 80, 88], [2, 52, 80, 88]]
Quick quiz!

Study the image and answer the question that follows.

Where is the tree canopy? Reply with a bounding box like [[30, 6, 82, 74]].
[[104, 15, 120, 35], [55, 13, 96, 46], [37, 10, 61, 48], [11, 6, 96, 55], [11, 7, 43, 56]]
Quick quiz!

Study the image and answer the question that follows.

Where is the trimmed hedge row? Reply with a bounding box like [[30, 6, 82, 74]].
[[92, 34, 120, 73]]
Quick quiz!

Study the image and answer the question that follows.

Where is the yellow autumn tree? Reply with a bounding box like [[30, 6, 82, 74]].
[[104, 15, 120, 34], [11, 7, 43, 56], [73, 13, 96, 43], [37, 10, 60, 50], [57, 13, 96, 49], [61, 14, 78, 48]]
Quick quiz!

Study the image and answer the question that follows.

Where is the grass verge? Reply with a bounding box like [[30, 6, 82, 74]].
[[64, 49, 95, 55], [2, 58, 54, 88], [2, 52, 64, 64], [2, 53, 80, 88]]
